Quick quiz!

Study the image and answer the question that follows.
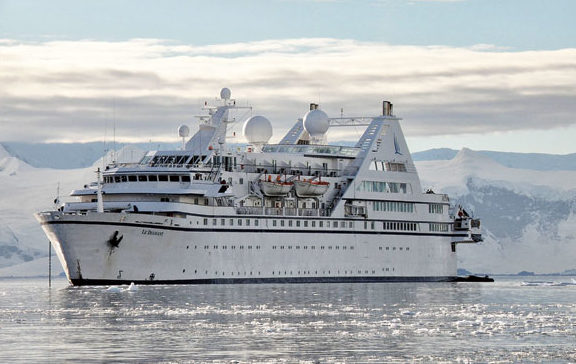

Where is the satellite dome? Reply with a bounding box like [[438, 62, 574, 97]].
[[220, 87, 231, 100], [243, 116, 273, 145], [178, 124, 190, 138], [303, 109, 329, 138]]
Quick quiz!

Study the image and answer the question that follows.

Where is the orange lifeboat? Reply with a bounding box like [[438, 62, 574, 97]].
[[260, 175, 293, 196], [294, 178, 330, 197]]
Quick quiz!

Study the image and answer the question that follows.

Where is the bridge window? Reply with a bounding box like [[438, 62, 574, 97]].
[[373, 201, 414, 213], [356, 181, 408, 193], [429, 223, 449, 232], [429, 204, 444, 214]]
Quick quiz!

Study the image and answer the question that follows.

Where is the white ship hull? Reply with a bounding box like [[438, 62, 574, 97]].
[[35, 91, 482, 286], [37, 211, 465, 285]]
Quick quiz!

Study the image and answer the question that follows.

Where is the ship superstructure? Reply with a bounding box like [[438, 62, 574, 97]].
[[36, 89, 481, 285]]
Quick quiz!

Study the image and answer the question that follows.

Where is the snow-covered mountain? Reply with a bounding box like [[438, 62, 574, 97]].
[[0, 145, 144, 277], [417, 148, 576, 274], [0, 145, 575, 276], [414, 148, 576, 171], [1, 142, 177, 169]]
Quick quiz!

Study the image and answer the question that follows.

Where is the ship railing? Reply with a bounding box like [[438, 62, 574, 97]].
[[240, 162, 349, 179], [287, 208, 332, 217], [236, 206, 264, 215], [264, 207, 284, 216], [235, 206, 331, 217], [297, 208, 317, 216]]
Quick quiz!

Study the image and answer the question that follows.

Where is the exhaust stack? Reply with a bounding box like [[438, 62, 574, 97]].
[[383, 101, 393, 116]]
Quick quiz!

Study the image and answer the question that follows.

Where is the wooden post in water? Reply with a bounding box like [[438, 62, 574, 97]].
[[48, 241, 52, 287]]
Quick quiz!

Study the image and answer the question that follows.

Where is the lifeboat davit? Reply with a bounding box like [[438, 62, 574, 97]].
[[294, 178, 330, 197], [260, 175, 293, 196]]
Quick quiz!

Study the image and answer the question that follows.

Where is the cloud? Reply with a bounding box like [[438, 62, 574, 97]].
[[0, 38, 575, 143]]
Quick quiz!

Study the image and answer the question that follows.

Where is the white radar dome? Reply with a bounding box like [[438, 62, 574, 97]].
[[243, 115, 273, 145], [220, 87, 231, 100], [303, 109, 329, 137], [178, 124, 190, 138]]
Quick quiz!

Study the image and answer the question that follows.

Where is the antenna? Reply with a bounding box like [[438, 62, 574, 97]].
[[112, 98, 116, 164], [53, 182, 60, 209], [103, 119, 107, 170], [96, 168, 104, 213]]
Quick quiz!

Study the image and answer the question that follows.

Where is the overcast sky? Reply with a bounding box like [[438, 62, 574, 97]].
[[1, 0, 575, 153]]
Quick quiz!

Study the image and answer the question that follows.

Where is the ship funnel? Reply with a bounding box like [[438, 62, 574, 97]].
[[383, 101, 393, 116]]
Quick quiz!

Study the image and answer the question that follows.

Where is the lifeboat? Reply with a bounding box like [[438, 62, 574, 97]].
[[294, 178, 330, 197], [260, 175, 293, 196]]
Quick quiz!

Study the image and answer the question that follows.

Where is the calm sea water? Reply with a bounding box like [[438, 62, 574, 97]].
[[1, 277, 575, 363]]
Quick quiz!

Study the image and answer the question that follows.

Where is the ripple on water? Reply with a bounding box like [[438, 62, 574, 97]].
[[0, 277, 576, 362]]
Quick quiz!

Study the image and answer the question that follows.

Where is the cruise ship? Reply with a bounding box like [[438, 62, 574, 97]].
[[36, 88, 482, 285]]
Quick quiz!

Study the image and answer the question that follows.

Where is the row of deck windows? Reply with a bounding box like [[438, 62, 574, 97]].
[[191, 245, 410, 251], [369, 161, 407, 172], [372, 201, 414, 213], [356, 181, 408, 193], [429, 203, 444, 214], [201, 245, 261, 250], [186, 268, 395, 276], [190, 244, 408, 252], [203, 218, 356, 229], [271, 245, 354, 250], [104, 174, 192, 184], [200, 217, 447, 232], [379, 246, 410, 251], [429, 223, 450, 232], [383, 222, 418, 231]]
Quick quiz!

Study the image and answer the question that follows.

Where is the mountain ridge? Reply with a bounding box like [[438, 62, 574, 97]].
[[3, 142, 575, 171]]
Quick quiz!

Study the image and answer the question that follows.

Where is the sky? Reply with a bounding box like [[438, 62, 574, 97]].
[[0, 0, 575, 153]]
